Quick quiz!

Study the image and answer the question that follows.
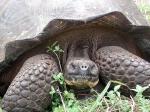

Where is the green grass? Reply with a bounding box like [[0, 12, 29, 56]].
[[0, 76, 150, 112], [1, 41, 150, 112], [47, 42, 150, 112], [48, 73, 150, 112], [137, 3, 150, 22]]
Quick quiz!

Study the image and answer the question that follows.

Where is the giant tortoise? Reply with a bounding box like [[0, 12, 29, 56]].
[[0, 0, 150, 112]]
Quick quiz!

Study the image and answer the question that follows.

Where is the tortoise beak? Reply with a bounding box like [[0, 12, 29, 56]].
[[64, 58, 99, 88]]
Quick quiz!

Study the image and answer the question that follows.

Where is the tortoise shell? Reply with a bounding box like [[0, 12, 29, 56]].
[[0, 0, 150, 78]]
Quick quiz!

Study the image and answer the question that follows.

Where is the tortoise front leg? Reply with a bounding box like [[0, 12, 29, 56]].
[[2, 54, 59, 112], [95, 46, 150, 94]]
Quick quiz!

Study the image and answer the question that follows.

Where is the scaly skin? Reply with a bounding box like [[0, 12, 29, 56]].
[[2, 45, 150, 111], [1, 54, 59, 112], [95, 46, 150, 94]]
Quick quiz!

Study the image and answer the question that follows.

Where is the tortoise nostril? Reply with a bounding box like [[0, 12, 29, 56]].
[[81, 65, 87, 68], [65, 59, 99, 77], [80, 65, 89, 71]]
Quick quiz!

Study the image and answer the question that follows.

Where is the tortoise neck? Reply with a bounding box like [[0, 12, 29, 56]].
[[62, 38, 97, 66]]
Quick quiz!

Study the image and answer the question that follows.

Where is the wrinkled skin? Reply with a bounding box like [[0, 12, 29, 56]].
[[1, 18, 150, 111], [64, 40, 99, 88], [2, 36, 150, 111]]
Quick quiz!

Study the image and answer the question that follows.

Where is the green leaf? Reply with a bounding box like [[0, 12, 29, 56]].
[[64, 91, 75, 100], [136, 85, 144, 92], [51, 41, 58, 48], [132, 85, 149, 94], [50, 86, 56, 95], [68, 100, 74, 107], [59, 49, 64, 52], [107, 90, 115, 99], [89, 81, 111, 112], [114, 85, 121, 92], [68, 106, 79, 112], [53, 105, 64, 112], [55, 45, 60, 51], [116, 91, 121, 97]]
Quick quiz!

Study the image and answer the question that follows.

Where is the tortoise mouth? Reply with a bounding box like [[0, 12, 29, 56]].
[[64, 74, 99, 88], [64, 58, 99, 88]]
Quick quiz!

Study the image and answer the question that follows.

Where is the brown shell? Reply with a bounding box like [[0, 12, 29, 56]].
[[0, 1, 150, 74]]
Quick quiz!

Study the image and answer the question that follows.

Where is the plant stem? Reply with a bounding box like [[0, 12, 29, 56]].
[[53, 51, 62, 72], [89, 81, 111, 112], [130, 95, 135, 112], [57, 87, 67, 112]]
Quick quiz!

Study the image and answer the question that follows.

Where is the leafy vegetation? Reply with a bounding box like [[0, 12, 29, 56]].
[[48, 72, 150, 112], [1, 2, 150, 111], [47, 41, 64, 72], [47, 42, 150, 112], [137, 2, 150, 22]]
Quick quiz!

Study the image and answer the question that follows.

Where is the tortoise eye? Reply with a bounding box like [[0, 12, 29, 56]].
[[91, 64, 96, 70], [70, 63, 77, 70]]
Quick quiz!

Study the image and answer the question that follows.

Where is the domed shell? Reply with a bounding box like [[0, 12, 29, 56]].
[[0, 0, 150, 73]]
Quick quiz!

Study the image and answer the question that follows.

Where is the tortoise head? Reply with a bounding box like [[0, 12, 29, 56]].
[[64, 40, 99, 89]]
